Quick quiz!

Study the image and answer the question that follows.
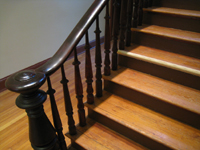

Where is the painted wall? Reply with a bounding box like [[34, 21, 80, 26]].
[[0, 0, 105, 78]]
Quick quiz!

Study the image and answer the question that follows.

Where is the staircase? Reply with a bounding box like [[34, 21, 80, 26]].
[[66, 0, 200, 149]]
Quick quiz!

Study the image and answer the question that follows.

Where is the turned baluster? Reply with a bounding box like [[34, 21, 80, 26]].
[[46, 76, 67, 150], [126, 0, 133, 46], [94, 16, 103, 97], [5, 70, 60, 150], [132, 0, 139, 28], [60, 65, 76, 135], [85, 31, 94, 104], [104, 2, 111, 76], [119, 0, 128, 50], [112, 0, 121, 70], [73, 47, 86, 126], [138, 0, 144, 26]]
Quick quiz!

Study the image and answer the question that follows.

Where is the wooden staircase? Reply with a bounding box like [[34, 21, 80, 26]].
[[66, 0, 200, 149]]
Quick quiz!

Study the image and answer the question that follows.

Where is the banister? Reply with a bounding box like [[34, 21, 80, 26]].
[[36, 0, 108, 76]]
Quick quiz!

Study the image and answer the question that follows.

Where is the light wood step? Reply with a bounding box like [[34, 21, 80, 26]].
[[143, 7, 200, 19], [131, 25, 200, 44], [119, 45, 200, 77], [103, 67, 200, 116], [66, 118, 148, 150], [86, 92, 200, 150]]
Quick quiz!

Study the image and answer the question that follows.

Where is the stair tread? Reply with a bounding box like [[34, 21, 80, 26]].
[[66, 118, 148, 150], [103, 67, 200, 115], [118, 44, 200, 77], [86, 92, 200, 150], [131, 24, 200, 44], [143, 7, 200, 19]]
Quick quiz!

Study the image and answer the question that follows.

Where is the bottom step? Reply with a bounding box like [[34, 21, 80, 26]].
[[66, 118, 148, 150]]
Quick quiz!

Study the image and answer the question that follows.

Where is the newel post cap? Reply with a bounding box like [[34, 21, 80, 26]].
[[5, 70, 46, 94]]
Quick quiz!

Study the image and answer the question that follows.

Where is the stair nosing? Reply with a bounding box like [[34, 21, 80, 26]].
[[131, 25, 200, 44], [143, 7, 200, 19], [103, 67, 200, 115], [86, 92, 200, 150], [118, 49, 200, 77]]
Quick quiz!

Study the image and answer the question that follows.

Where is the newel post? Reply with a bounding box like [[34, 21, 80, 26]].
[[5, 70, 60, 150]]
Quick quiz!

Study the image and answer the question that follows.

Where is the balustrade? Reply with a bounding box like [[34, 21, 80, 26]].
[[5, 0, 149, 149]]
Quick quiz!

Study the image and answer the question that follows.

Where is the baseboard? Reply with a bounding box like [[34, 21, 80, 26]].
[[0, 36, 104, 93]]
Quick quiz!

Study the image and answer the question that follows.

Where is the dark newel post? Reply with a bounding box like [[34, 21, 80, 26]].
[[85, 31, 94, 104], [138, 0, 144, 26], [104, 2, 111, 76], [126, 0, 133, 46], [60, 65, 77, 135], [94, 16, 103, 97], [73, 47, 86, 127], [5, 70, 60, 150], [47, 76, 67, 150], [132, 0, 139, 28], [119, 0, 128, 50], [112, 0, 121, 70]]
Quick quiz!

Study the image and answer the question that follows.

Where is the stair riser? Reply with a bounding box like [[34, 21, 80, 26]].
[[143, 12, 200, 32], [131, 32, 200, 59], [153, 0, 200, 11], [88, 108, 171, 150], [119, 55, 200, 90], [104, 80, 200, 129]]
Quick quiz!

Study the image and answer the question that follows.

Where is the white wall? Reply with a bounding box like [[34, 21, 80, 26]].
[[0, 0, 105, 78]]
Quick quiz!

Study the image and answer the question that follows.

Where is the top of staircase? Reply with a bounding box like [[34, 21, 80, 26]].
[[131, 24, 200, 44], [143, 7, 200, 19]]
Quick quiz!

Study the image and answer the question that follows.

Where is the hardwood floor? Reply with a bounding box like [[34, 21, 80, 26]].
[[0, 44, 105, 150]]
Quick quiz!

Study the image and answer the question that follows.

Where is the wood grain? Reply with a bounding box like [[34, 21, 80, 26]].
[[0, 44, 105, 150]]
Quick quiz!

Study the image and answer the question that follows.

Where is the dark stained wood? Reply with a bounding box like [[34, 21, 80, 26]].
[[73, 47, 86, 127], [60, 65, 77, 135], [5, 70, 60, 150], [85, 31, 94, 104], [119, 0, 128, 50], [132, 0, 139, 28], [112, 0, 121, 70], [126, 0, 133, 47], [138, 0, 144, 26], [149, 0, 153, 7], [144, 0, 149, 8], [104, 2, 111, 76], [94, 17, 103, 97], [47, 76, 67, 150]]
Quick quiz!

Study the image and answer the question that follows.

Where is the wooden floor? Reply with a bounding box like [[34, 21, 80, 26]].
[[0, 44, 105, 150]]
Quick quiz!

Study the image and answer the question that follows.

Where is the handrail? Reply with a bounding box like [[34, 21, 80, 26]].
[[36, 0, 108, 76]]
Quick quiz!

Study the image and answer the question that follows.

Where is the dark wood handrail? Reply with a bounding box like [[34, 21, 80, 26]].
[[36, 0, 108, 76]]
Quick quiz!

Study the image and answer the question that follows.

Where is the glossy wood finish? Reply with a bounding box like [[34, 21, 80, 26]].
[[1, 45, 104, 150], [94, 17, 103, 97], [119, 0, 128, 50], [104, 2, 111, 76], [61, 65, 77, 135], [34, 0, 108, 76], [111, 0, 120, 70], [87, 91, 200, 150], [125, 0, 133, 47], [73, 47, 86, 127], [119, 45, 200, 77], [132, 24, 200, 44], [132, 0, 139, 27], [144, 7, 200, 19], [47, 77, 67, 150], [66, 118, 148, 150], [85, 32, 94, 104]]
